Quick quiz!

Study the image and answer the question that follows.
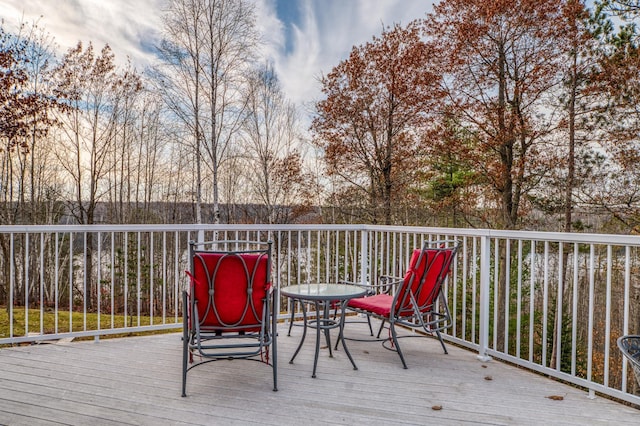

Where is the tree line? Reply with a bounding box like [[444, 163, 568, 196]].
[[313, 0, 640, 232], [0, 0, 317, 229], [0, 0, 639, 233]]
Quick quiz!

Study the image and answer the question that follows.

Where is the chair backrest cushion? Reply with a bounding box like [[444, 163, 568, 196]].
[[394, 246, 455, 317], [192, 251, 270, 330]]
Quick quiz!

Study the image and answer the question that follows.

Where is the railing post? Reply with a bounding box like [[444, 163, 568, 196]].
[[478, 234, 492, 362], [360, 228, 369, 286]]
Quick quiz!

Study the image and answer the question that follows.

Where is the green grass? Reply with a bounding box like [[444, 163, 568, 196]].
[[0, 306, 180, 341]]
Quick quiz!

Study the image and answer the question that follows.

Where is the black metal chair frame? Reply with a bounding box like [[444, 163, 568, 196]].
[[340, 240, 459, 369], [182, 240, 277, 396], [618, 335, 640, 389]]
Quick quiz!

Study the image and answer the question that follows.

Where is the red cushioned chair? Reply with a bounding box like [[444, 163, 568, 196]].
[[182, 240, 277, 396], [342, 240, 459, 369]]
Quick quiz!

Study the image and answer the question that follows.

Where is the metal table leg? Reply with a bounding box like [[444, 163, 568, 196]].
[[289, 300, 307, 364], [338, 299, 358, 370]]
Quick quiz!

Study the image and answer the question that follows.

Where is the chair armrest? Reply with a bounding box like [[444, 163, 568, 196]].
[[378, 275, 404, 295], [339, 276, 403, 295], [379, 275, 404, 283]]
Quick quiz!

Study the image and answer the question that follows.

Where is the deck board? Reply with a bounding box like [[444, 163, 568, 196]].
[[1, 322, 639, 425]]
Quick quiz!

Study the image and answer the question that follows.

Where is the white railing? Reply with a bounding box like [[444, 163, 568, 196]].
[[0, 224, 639, 405]]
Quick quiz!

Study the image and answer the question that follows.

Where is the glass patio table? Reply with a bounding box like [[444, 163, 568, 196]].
[[281, 283, 367, 378]]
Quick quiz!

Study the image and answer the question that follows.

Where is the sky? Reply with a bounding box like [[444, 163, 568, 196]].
[[0, 0, 435, 110]]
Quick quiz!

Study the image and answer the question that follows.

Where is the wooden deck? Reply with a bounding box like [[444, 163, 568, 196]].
[[0, 322, 638, 425]]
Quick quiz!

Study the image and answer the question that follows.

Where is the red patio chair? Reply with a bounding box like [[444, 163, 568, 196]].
[[182, 240, 277, 396], [341, 240, 459, 368]]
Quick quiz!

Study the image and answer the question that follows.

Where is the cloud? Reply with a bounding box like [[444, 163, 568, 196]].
[[0, 0, 164, 69], [264, 0, 435, 112], [0, 0, 434, 111]]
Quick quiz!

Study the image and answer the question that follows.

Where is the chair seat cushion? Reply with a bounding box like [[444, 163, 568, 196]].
[[347, 294, 393, 316]]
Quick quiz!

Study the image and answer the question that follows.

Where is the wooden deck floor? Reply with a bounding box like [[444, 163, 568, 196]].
[[0, 322, 638, 425]]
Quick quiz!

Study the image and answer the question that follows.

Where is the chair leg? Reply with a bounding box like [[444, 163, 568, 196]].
[[181, 291, 189, 397], [182, 334, 189, 397], [271, 301, 278, 391], [366, 315, 373, 336], [272, 359, 278, 391], [390, 323, 408, 369], [376, 319, 386, 338], [435, 328, 448, 355]]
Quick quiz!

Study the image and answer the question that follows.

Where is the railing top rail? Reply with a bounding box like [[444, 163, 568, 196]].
[[383, 226, 640, 246], [0, 223, 369, 233], [0, 223, 637, 246]]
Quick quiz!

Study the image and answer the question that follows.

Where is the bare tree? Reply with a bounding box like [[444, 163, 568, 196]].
[[155, 0, 205, 223], [106, 60, 144, 223], [52, 42, 120, 225], [135, 91, 166, 222], [240, 63, 311, 224], [11, 21, 62, 225], [157, 0, 259, 224]]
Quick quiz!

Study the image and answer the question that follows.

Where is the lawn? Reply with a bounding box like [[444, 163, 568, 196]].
[[0, 306, 180, 342]]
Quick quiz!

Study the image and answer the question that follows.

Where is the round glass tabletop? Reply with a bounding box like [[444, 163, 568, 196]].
[[281, 283, 367, 301]]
